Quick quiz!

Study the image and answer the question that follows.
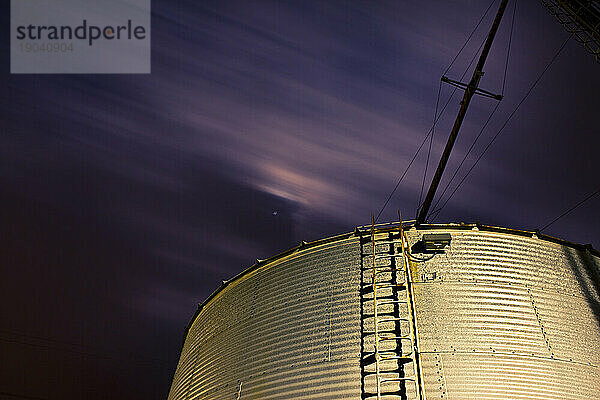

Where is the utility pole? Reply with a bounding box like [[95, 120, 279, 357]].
[[416, 0, 509, 225]]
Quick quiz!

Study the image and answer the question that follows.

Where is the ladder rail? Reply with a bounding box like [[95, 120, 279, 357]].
[[370, 214, 382, 400], [360, 214, 423, 400], [399, 212, 425, 400]]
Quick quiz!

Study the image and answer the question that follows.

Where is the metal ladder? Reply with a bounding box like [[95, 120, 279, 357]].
[[359, 216, 423, 400]]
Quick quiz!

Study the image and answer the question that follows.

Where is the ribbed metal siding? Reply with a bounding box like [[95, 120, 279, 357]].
[[406, 228, 600, 399], [169, 226, 600, 399], [168, 237, 362, 400]]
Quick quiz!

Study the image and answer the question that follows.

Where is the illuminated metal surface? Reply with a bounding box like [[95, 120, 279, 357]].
[[168, 224, 600, 399], [168, 236, 362, 399], [406, 227, 600, 399]]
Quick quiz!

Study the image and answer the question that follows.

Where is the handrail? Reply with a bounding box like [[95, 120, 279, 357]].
[[399, 211, 425, 400], [370, 213, 382, 400]]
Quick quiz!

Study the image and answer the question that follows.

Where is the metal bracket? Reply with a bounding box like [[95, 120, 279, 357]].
[[441, 75, 503, 101]]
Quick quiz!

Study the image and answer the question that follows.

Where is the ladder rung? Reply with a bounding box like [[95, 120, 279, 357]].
[[361, 281, 404, 287], [360, 254, 405, 260], [360, 284, 406, 295], [361, 356, 414, 367], [360, 250, 398, 257], [371, 283, 406, 289], [360, 253, 393, 257], [363, 350, 413, 358], [371, 253, 403, 260], [378, 335, 411, 342], [361, 352, 414, 360], [367, 240, 402, 245], [373, 270, 400, 276], [363, 390, 409, 397], [363, 308, 407, 315], [361, 295, 397, 302], [371, 356, 414, 364], [380, 377, 416, 383], [374, 254, 404, 260], [367, 311, 397, 317], [361, 352, 412, 366], [362, 312, 397, 318], [381, 357, 414, 364], [379, 352, 414, 359], [363, 366, 412, 377], [379, 332, 410, 337], [361, 265, 398, 271], [377, 317, 409, 322], [362, 329, 398, 335], [377, 299, 407, 305]]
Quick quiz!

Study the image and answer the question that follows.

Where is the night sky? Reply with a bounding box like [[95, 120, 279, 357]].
[[1, 1, 599, 399]]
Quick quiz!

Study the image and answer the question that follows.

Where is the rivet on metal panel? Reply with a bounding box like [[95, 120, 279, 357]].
[[434, 353, 447, 400]]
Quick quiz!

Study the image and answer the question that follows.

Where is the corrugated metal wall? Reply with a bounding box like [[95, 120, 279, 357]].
[[169, 226, 600, 399], [168, 236, 362, 400], [405, 228, 600, 400]]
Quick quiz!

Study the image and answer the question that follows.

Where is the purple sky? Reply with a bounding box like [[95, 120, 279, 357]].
[[1, 1, 599, 399]]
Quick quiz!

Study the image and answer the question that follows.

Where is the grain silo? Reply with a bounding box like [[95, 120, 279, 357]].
[[168, 221, 600, 399], [168, 1, 600, 397]]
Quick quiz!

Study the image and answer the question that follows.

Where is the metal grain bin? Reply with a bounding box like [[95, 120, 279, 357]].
[[168, 223, 600, 399]]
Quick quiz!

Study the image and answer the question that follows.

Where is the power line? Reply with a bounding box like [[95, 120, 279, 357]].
[[417, 81, 441, 213], [415, 37, 488, 217], [418, 0, 498, 215], [375, 45, 479, 222], [427, 33, 573, 221], [540, 188, 600, 231], [428, 0, 517, 220], [428, 101, 502, 221], [443, 0, 499, 76], [501, 0, 517, 95], [375, 3, 495, 222]]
